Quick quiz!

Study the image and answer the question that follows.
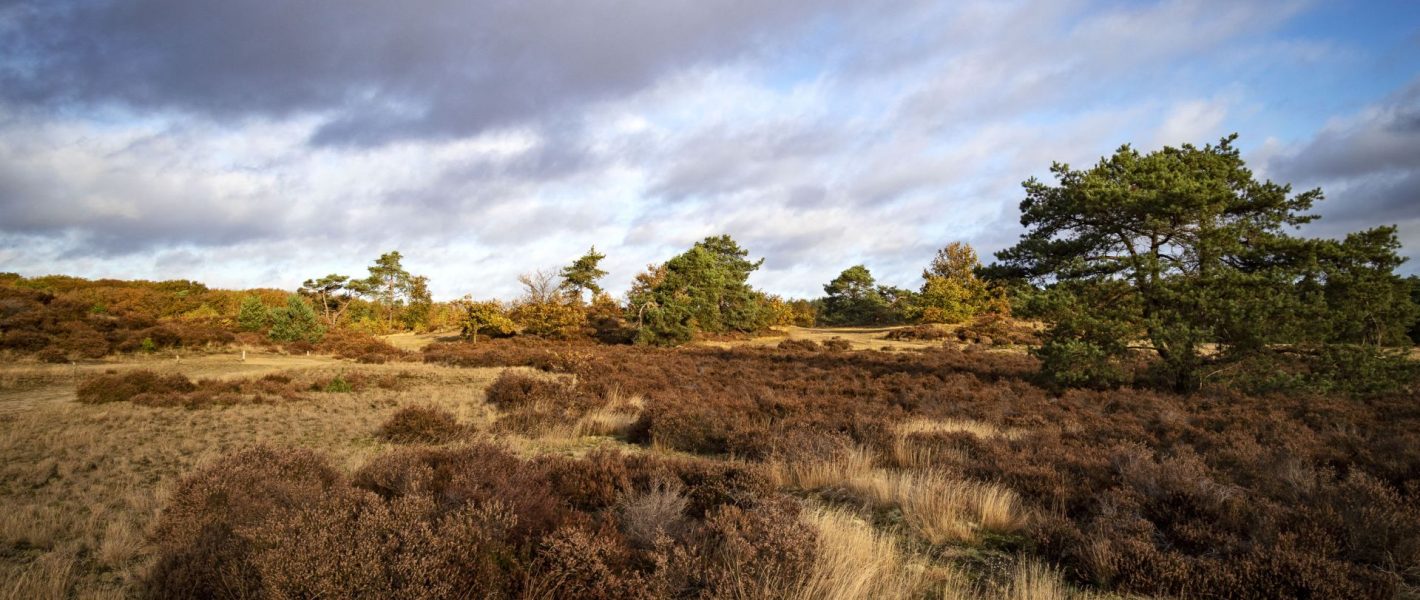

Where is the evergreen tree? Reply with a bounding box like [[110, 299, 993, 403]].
[[820, 265, 894, 325], [236, 296, 268, 331], [559, 246, 608, 302], [267, 296, 325, 343], [988, 134, 1415, 391], [629, 235, 768, 345]]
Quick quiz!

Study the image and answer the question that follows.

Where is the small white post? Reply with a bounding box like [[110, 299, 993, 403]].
[[241, 350, 247, 362]]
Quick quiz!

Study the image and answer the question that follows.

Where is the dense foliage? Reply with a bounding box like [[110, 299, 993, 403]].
[[987, 135, 1418, 391], [627, 235, 771, 346]]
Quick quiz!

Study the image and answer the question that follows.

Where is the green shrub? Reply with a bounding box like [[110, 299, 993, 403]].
[[268, 295, 325, 343]]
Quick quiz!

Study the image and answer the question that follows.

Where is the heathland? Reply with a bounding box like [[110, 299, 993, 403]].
[[3, 136, 1418, 598]]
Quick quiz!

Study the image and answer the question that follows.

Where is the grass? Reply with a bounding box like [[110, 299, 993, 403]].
[[890, 417, 1021, 470], [0, 357, 505, 597], [769, 446, 1025, 545], [574, 385, 644, 438], [796, 507, 931, 600]]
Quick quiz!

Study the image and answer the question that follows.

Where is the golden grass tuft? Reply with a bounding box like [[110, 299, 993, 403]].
[[574, 385, 644, 438], [842, 469, 1023, 545], [766, 445, 876, 490], [1001, 560, 1074, 600], [2, 552, 73, 600], [891, 418, 1019, 470], [795, 507, 930, 600], [765, 445, 1025, 545]]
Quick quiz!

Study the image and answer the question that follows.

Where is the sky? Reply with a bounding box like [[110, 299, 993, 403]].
[[1, 0, 1418, 300]]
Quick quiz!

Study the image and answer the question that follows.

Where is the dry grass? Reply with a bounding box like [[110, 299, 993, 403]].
[[843, 469, 1024, 545], [766, 445, 876, 490], [0, 357, 506, 597], [796, 507, 931, 600], [768, 446, 1024, 545], [996, 560, 1107, 600], [1, 552, 73, 600], [891, 418, 1019, 470], [574, 385, 644, 438]]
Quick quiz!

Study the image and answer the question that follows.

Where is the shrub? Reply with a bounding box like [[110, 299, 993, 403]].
[[511, 300, 586, 340], [143, 446, 344, 599], [76, 370, 196, 404], [1034, 338, 1131, 390], [776, 338, 822, 352], [322, 376, 354, 393], [73, 369, 388, 408], [236, 295, 268, 331], [883, 324, 950, 341], [377, 405, 466, 444], [268, 295, 325, 343], [415, 338, 1419, 597]]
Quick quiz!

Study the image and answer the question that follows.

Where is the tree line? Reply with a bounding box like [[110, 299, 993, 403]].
[[5, 133, 1415, 394]]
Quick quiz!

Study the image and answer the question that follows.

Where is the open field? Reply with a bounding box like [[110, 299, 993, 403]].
[[0, 354, 522, 598], [2, 329, 1418, 599]]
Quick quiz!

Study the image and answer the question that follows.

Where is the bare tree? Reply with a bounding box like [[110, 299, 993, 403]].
[[517, 269, 561, 304]]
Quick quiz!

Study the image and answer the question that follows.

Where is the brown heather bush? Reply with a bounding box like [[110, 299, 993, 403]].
[[377, 405, 467, 443], [76, 369, 196, 404], [144, 444, 820, 599], [483, 371, 605, 435], [883, 324, 952, 341], [954, 313, 1040, 346], [75, 369, 401, 408], [422, 337, 591, 372], [315, 329, 414, 363], [777, 338, 823, 352], [421, 338, 1420, 599]]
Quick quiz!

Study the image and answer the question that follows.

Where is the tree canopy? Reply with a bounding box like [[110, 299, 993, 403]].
[[989, 134, 1417, 391], [559, 246, 608, 302], [628, 235, 769, 345], [820, 265, 895, 325]]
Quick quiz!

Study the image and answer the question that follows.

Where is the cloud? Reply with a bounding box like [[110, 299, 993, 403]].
[[0, 0, 861, 146], [1265, 78, 1420, 271], [2, 0, 1410, 296]]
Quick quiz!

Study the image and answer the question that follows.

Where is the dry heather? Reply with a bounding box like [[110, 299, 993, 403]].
[[0, 359, 504, 598], [3, 334, 1418, 599], [418, 338, 1420, 599]]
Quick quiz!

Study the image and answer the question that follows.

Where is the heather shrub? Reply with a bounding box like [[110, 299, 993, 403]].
[[145, 442, 822, 599], [776, 338, 822, 352], [143, 446, 345, 598], [483, 371, 575, 410], [526, 526, 658, 600], [76, 370, 196, 404], [316, 329, 412, 362], [351, 445, 577, 545], [955, 312, 1039, 345], [398, 338, 1417, 597], [678, 500, 816, 598], [884, 324, 950, 341], [423, 338, 584, 372], [377, 405, 466, 444], [74, 369, 392, 408]]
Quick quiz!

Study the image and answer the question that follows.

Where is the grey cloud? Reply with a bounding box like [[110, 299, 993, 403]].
[[1273, 82, 1420, 181], [1268, 79, 1420, 272], [1, 0, 859, 146], [0, 148, 284, 255], [644, 122, 844, 202]]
